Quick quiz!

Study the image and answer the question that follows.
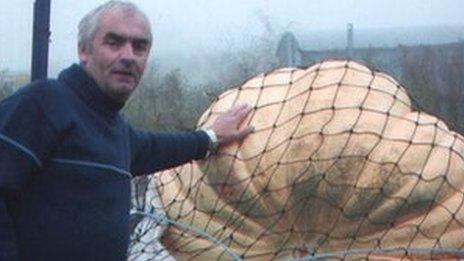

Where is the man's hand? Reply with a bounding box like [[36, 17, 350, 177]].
[[209, 104, 254, 146]]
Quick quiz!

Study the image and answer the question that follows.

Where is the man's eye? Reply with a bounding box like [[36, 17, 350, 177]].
[[106, 38, 117, 45], [133, 41, 148, 52], [105, 36, 124, 46]]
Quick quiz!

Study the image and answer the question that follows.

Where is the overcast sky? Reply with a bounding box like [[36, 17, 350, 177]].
[[0, 0, 463, 75]]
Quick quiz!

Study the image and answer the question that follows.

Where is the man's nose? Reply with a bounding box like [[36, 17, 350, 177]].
[[120, 43, 136, 60]]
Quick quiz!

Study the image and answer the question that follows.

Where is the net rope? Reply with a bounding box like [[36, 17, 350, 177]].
[[129, 59, 464, 260]]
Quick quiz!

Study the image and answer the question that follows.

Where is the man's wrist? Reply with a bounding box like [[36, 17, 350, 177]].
[[203, 128, 219, 156]]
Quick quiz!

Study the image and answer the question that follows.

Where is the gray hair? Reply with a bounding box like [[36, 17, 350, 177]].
[[78, 0, 152, 53]]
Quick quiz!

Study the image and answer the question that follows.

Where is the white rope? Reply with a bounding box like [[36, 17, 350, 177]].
[[131, 210, 243, 261], [295, 247, 464, 260]]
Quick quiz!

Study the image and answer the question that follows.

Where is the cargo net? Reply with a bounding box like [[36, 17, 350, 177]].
[[129, 60, 464, 260]]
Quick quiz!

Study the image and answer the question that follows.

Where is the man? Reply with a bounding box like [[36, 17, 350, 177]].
[[0, 1, 253, 260]]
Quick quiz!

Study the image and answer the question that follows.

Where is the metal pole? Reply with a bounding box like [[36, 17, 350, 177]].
[[30, 0, 51, 82], [346, 23, 354, 58]]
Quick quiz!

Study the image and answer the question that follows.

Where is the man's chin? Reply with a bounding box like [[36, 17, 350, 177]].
[[106, 83, 138, 103], [113, 79, 138, 91]]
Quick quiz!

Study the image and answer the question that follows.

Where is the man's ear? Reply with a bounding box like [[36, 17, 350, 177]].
[[78, 43, 89, 65]]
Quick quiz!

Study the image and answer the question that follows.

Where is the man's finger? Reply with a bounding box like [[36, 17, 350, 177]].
[[227, 104, 244, 114], [235, 125, 254, 140], [232, 104, 253, 122], [230, 103, 250, 116]]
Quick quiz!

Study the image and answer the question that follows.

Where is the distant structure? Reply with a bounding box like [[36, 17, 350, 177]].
[[346, 23, 354, 57], [275, 32, 302, 67], [275, 24, 464, 76], [276, 23, 357, 67]]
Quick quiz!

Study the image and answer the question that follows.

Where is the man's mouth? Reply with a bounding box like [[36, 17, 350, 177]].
[[112, 70, 136, 79]]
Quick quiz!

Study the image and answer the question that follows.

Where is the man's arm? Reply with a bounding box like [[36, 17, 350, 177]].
[[129, 129, 211, 175], [0, 89, 58, 260], [0, 190, 19, 260]]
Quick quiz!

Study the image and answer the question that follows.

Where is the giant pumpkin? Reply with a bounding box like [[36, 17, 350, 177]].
[[153, 60, 464, 260]]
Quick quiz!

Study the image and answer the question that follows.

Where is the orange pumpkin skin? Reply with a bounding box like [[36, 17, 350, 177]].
[[155, 60, 464, 260]]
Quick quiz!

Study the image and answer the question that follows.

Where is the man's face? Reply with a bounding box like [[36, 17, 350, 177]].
[[78, 8, 151, 103]]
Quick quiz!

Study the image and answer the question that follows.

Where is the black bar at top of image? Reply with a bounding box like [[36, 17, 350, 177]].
[[31, 0, 51, 82]]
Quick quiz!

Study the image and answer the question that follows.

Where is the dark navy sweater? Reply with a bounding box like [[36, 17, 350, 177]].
[[0, 64, 210, 260]]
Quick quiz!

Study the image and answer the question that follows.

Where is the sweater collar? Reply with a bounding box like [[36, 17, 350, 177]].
[[58, 64, 125, 116]]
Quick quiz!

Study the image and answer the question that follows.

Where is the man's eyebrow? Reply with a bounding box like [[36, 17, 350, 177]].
[[104, 32, 150, 44], [105, 32, 126, 41]]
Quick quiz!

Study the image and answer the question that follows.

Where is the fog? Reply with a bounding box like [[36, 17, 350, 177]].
[[1, 0, 463, 76]]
